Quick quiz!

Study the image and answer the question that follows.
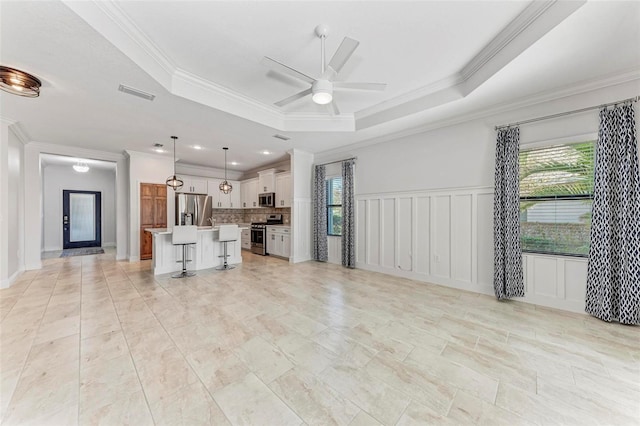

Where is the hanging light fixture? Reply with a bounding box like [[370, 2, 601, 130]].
[[219, 147, 233, 194], [0, 66, 42, 98], [166, 136, 184, 190], [73, 160, 89, 173]]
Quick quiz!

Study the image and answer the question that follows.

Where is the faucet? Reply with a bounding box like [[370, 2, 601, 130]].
[[208, 217, 215, 226]]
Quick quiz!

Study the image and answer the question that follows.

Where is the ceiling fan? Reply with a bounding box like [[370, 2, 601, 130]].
[[262, 25, 386, 115]]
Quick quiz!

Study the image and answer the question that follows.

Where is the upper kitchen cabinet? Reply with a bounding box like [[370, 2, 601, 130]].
[[178, 176, 208, 194], [241, 178, 259, 208], [275, 172, 291, 208], [208, 179, 241, 208], [258, 169, 276, 194]]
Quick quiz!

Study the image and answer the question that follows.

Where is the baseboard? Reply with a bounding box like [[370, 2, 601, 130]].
[[356, 261, 495, 297], [129, 255, 140, 262], [103, 242, 116, 248], [25, 261, 42, 271], [0, 268, 24, 289], [43, 246, 62, 252], [291, 255, 312, 264]]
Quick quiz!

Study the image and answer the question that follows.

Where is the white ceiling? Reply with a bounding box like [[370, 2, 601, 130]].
[[1, 1, 639, 171]]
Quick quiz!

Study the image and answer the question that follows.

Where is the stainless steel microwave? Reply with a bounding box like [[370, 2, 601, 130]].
[[258, 192, 275, 207]]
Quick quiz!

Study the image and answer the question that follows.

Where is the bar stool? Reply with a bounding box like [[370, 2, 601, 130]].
[[172, 225, 198, 278], [217, 224, 238, 270]]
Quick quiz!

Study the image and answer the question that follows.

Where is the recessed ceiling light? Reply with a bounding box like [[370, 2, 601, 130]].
[[154, 148, 165, 153], [230, 161, 238, 166], [193, 145, 202, 150], [262, 150, 271, 155]]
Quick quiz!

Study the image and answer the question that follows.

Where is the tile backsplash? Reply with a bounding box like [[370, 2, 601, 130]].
[[211, 207, 291, 225]]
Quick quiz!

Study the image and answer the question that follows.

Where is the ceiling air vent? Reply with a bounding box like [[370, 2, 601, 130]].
[[118, 84, 156, 101], [273, 134, 290, 141]]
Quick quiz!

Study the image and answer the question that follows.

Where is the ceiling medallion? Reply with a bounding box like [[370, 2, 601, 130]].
[[0, 66, 42, 98]]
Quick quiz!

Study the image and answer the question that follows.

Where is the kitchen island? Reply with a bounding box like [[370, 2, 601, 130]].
[[145, 226, 247, 275]]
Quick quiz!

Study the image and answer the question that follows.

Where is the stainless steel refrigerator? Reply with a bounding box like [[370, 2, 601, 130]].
[[175, 193, 212, 226]]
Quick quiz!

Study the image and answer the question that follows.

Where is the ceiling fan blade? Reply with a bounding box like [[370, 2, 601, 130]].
[[326, 37, 359, 77], [262, 56, 315, 84], [326, 101, 340, 116], [274, 88, 312, 107], [333, 82, 387, 91]]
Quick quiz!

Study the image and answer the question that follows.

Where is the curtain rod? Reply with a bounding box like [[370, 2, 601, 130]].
[[494, 95, 640, 131], [316, 157, 357, 167]]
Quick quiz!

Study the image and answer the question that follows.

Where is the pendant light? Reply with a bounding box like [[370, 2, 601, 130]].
[[0, 66, 42, 98], [166, 136, 184, 190], [219, 147, 233, 194]]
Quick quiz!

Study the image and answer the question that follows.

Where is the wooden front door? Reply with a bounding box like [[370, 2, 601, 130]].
[[140, 183, 167, 260]]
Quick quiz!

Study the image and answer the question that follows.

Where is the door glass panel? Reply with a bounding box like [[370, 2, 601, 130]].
[[70, 193, 95, 242]]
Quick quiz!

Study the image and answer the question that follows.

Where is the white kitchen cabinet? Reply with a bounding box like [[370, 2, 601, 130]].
[[241, 228, 251, 250], [275, 172, 291, 208], [178, 176, 208, 194], [241, 178, 259, 208], [266, 226, 290, 259], [208, 179, 241, 208], [258, 169, 276, 194]]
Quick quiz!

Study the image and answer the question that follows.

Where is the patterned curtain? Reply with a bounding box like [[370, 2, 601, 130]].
[[342, 160, 356, 268], [586, 104, 640, 325], [493, 127, 524, 299], [313, 165, 328, 261]]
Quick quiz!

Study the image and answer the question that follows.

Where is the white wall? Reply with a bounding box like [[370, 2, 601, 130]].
[[127, 150, 174, 261], [42, 164, 116, 251], [315, 79, 640, 313], [0, 121, 25, 288]]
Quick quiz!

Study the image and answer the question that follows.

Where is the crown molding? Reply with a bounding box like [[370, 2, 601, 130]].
[[27, 142, 125, 162], [353, 1, 586, 131], [317, 70, 640, 159], [8, 122, 31, 145], [66, 0, 585, 134]]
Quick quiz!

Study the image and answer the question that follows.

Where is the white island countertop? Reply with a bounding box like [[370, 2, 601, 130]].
[[144, 225, 247, 275], [145, 225, 249, 235]]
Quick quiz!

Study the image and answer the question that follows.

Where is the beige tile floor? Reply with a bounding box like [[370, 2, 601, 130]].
[[1, 249, 639, 425]]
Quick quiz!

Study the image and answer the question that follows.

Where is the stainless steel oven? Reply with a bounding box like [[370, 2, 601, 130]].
[[250, 214, 283, 255], [250, 225, 266, 255]]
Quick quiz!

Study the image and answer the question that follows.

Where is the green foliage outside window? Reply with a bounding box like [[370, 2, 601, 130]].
[[519, 141, 595, 256], [327, 178, 343, 236]]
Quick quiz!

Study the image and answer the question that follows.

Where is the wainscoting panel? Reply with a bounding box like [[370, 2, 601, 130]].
[[327, 236, 342, 265], [433, 195, 451, 279], [382, 198, 396, 269], [397, 197, 413, 272], [415, 196, 430, 276], [523, 254, 587, 312], [355, 187, 587, 313], [476, 193, 494, 289], [368, 199, 380, 265], [356, 200, 367, 264], [452, 194, 473, 283]]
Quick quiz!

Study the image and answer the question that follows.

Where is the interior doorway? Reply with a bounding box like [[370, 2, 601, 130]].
[[62, 190, 102, 249]]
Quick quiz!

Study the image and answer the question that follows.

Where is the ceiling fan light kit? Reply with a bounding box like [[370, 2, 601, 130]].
[[311, 80, 333, 105], [263, 24, 386, 114]]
